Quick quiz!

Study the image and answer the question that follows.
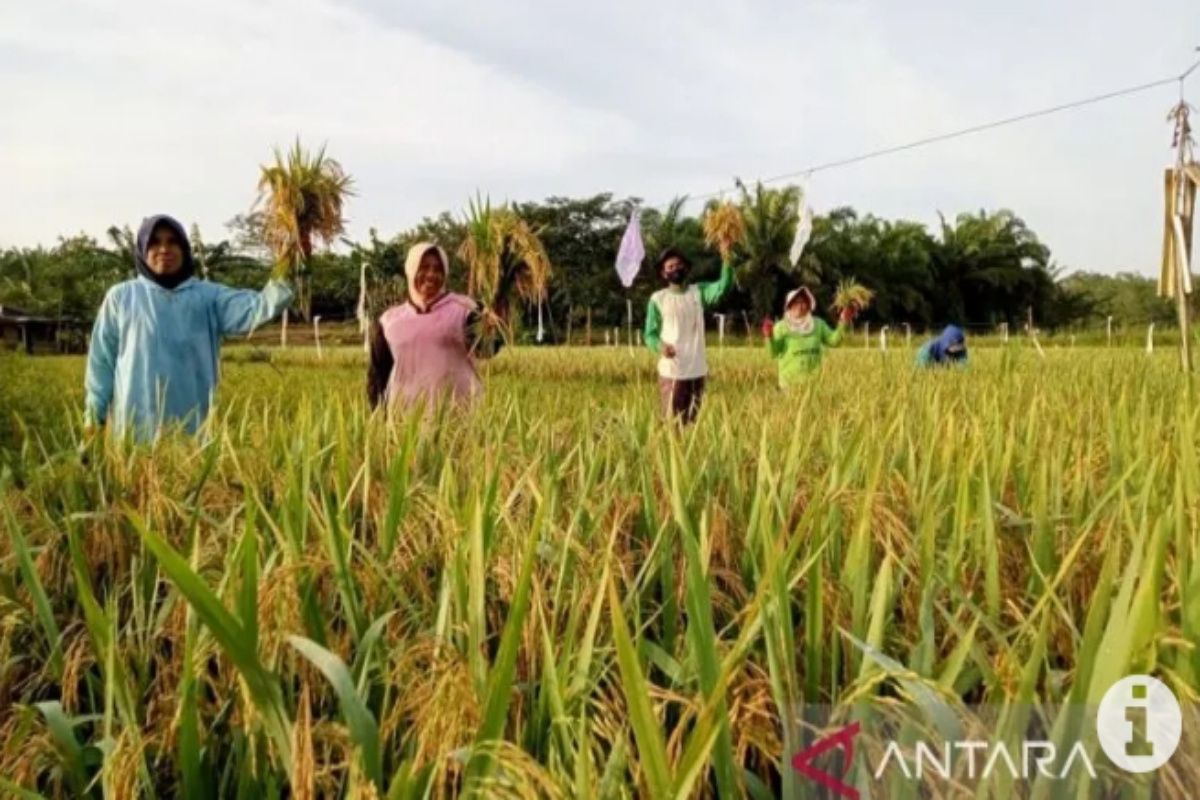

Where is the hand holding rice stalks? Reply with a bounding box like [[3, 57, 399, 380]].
[[256, 139, 353, 283], [458, 195, 552, 341], [702, 201, 746, 259], [832, 279, 874, 316]]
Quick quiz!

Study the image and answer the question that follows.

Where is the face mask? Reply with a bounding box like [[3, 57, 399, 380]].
[[664, 265, 690, 284]]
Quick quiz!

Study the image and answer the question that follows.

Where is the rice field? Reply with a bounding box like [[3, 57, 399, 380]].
[[1, 345, 1198, 798]]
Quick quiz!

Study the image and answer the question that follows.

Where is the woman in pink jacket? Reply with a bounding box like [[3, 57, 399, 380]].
[[367, 242, 504, 410]]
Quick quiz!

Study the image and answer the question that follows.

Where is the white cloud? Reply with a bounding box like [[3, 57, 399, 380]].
[[1, 0, 1196, 274]]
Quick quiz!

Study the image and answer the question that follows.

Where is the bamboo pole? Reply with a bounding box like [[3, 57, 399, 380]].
[[1168, 101, 1194, 371]]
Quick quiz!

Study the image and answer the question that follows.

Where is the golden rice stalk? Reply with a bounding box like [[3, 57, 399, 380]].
[[832, 278, 875, 312], [457, 195, 551, 339], [256, 138, 354, 281], [703, 202, 746, 256], [293, 682, 316, 800]]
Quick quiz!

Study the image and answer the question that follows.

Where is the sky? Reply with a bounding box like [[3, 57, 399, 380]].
[[1, 0, 1196, 274]]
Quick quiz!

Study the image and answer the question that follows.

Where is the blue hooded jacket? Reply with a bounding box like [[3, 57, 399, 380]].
[[85, 215, 292, 439], [915, 325, 967, 367]]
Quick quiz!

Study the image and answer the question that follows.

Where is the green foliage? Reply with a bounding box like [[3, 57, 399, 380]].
[[0, 193, 1158, 338], [1061, 270, 1178, 327]]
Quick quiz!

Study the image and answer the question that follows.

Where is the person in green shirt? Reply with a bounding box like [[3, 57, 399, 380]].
[[643, 248, 734, 423], [763, 287, 854, 388]]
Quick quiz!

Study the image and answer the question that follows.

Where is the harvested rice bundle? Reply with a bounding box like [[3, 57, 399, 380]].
[[256, 139, 353, 284], [702, 201, 746, 257], [832, 278, 874, 314], [457, 195, 552, 339]]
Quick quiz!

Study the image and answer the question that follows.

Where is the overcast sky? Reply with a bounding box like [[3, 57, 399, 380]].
[[1, 0, 1196, 274]]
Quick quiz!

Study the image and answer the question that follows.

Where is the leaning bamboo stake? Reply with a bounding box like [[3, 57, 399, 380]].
[[357, 261, 369, 353], [1161, 101, 1196, 370]]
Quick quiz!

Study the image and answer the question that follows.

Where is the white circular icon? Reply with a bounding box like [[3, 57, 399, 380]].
[[1096, 675, 1182, 773]]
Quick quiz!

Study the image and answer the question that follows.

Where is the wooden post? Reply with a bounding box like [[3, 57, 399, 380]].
[[586, 307, 593, 346], [281, 309, 289, 349], [626, 299, 633, 354], [313, 316, 323, 359], [879, 326, 889, 352], [1106, 316, 1114, 347], [1147, 323, 1156, 354], [566, 307, 573, 347], [903, 322, 911, 348], [864, 322, 870, 348], [716, 314, 726, 348]]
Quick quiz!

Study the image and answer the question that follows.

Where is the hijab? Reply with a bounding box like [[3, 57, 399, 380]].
[[135, 214, 195, 290], [928, 325, 967, 362], [784, 287, 818, 334], [404, 242, 450, 311]]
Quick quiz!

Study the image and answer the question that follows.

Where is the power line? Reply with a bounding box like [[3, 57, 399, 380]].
[[673, 59, 1200, 207]]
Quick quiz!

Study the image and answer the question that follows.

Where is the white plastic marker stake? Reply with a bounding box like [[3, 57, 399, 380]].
[[281, 309, 289, 349], [313, 316, 323, 360], [604, 330, 610, 346], [716, 314, 726, 348], [358, 260, 369, 353], [1000, 322, 1009, 343], [536, 299, 545, 343], [1031, 329, 1046, 359], [864, 322, 870, 348], [1106, 316, 1113, 347], [880, 326, 889, 352], [903, 323, 912, 348], [1147, 324, 1155, 354]]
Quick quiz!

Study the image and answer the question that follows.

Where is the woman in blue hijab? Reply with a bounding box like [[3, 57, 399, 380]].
[[84, 214, 292, 440], [915, 324, 968, 368]]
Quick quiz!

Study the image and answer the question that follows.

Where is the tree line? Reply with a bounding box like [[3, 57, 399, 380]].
[[0, 188, 1179, 337]]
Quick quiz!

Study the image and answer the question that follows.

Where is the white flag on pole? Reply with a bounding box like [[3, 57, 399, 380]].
[[789, 191, 813, 267], [615, 208, 644, 288]]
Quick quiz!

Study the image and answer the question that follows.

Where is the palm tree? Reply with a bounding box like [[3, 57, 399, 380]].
[[729, 180, 803, 319], [457, 195, 551, 339], [643, 195, 691, 257], [190, 224, 264, 283], [256, 139, 353, 318]]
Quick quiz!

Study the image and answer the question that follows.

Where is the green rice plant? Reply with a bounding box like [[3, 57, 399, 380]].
[[1, 346, 1197, 797]]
